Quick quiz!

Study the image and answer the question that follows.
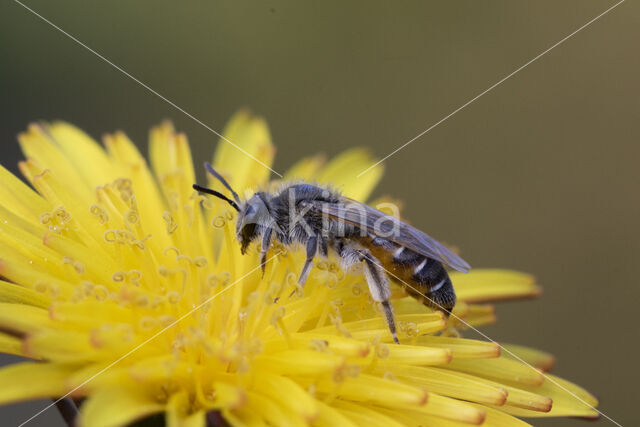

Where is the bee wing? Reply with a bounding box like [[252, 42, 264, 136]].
[[307, 198, 471, 273]]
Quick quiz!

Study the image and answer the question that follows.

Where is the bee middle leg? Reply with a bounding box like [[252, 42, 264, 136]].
[[260, 227, 273, 276], [358, 250, 399, 344], [297, 235, 318, 286]]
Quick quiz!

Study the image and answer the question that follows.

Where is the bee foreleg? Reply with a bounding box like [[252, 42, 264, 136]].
[[359, 251, 399, 344], [298, 235, 318, 286], [260, 228, 273, 277]]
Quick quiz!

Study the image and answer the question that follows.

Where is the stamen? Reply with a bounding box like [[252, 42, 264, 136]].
[[166, 291, 181, 305], [124, 209, 139, 226], [193, 257, 208, 268], [139, 316, 156, 330], [309, 339, 329, 353], [114, 178, 133, 203], [375, 342, 390, 359], [61, 257, 85, 274], [93, 285, 109, 301], [157, 315, 175, 328], [135, 295, 149, 307], [211, 215, 227, 228], [384, 371, 397, 382], [162, 211, 178, 233], [351, 283, 364, 296], [89, 204, 109, 225]]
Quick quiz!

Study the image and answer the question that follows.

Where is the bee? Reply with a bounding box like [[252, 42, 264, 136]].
[[194, 163, 470, 343]]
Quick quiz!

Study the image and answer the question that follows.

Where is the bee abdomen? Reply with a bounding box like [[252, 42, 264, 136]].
[[391, 245, 423, 266], [365, 238, 457, 311], [406, 253, 456, 311]]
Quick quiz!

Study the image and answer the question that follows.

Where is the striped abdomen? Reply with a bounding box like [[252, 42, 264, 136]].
[[365, 236, 457, 312]]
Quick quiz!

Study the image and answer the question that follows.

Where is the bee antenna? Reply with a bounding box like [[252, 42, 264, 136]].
[[204, 162, 241, 205], [193, 184, 240, 211]]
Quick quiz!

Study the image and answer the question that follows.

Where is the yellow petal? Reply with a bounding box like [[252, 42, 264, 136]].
[[379, 365, 508, 406], [149, 122, 196, 202], [0, 280, 49, 308], [80, 386, 164, 427], [444, 356, 545, 386], [264, 333, 371, 358], [0, 202, 44, 241], [471, 403, 531, 427], [284, 155, 327, 181], [368, 406, 431, 426], [27, 168, 110, 254], [0, 243, 65, 299], [397, 403, 529, 427], [499, 384, 552, 413], [316, 148, 383, 202], [0, 255, 74, 298], [501, 343, 555, 372], [166, 390, 205, 427], [208, 381, 247, 410], [212, 110, 275, 195], [0, 164, 49, 224], [311, 373, 428, 408], [47, 122, 117, 188], [0, 302, 52, 335], [225, 407, 267, 426], [333, 400, 406, 427], [398, 392, 487, 425], [314, 400, 357, 427], [313, 313, 445, 342], [462, 304, 497, 328], [251, 373, 318, 422], [18, 123, 94, 203], [149, 121, 177, 181], [23, 329, 129, 363], [0, 362, 77, 404], [105, 131, 173, 252], [383, 344, 452, 366], [453, 269, 542, 303], [460, 374, 552, 412], [415, 335, 501, 359], [254, 349, 345, 376], [0, 333, 23, 356], [247, 391, 308, 427], [493, 373, 598, 418], [174, 132, 197, 190], [0, 215, 63, 272]]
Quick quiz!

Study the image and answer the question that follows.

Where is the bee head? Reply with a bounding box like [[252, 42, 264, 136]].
[[194, 163, 277, 255], [236, 193, 272, 254]]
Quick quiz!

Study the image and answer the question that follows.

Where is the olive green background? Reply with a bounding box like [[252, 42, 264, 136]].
[[1, 1, 638, 426]]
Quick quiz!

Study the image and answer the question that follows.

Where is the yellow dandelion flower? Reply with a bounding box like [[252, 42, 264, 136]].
[[0, 111, 599, 427]]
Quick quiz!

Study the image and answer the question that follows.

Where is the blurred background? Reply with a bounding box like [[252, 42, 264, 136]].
[[1, 0, 638, 425]]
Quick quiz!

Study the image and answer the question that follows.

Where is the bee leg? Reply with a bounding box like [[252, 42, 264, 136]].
[[359, 251, 399, 344], [297, 235, 318, 286], [318, 236, 328, 257], [260, 228, 273, 277]]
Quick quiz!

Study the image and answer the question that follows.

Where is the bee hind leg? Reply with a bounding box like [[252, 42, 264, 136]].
[[358, 250, 399, 344]]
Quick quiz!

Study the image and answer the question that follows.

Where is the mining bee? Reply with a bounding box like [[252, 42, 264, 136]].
[[194, 163, 470, 343]]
